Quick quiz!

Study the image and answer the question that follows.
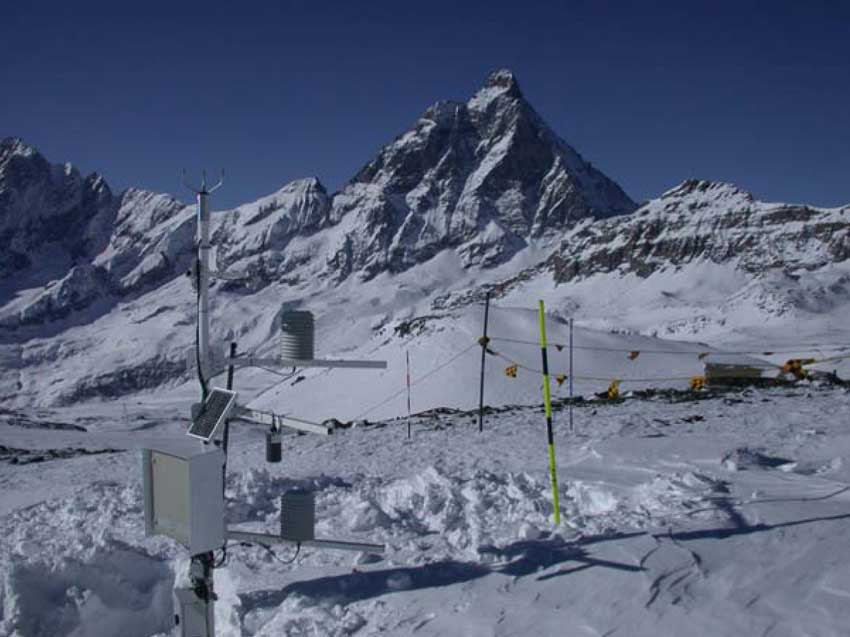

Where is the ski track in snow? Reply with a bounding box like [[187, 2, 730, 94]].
[[0, 385, 849, 635]]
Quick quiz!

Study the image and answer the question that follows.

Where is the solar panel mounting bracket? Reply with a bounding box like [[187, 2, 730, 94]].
[[186, 387, 238, 442]]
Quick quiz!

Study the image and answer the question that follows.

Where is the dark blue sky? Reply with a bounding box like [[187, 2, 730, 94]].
[[2, 0, 848, 208]]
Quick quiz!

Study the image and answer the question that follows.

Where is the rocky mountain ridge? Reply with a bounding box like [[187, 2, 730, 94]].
[[1, 71, 849, 406], [323, 69, 636, 278], [548, 179, 849, 284], [0, 70, 639, 328]]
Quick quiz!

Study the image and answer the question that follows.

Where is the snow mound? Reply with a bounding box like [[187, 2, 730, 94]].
[[721, 447, 794, 471], [2, 547, 173, 637], [0, 480, 178, 637]]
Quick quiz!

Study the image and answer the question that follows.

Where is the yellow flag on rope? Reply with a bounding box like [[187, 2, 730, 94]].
[[690, 375, 706, 391], [505, 363, 518, 378], [607, 379, 621, 400], [781, 359, 815, 380]]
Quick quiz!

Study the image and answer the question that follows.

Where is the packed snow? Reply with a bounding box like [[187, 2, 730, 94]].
[[2, 368, 850, 635]]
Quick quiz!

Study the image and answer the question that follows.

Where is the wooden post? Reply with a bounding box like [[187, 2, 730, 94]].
[[478, 291, 491, 433]]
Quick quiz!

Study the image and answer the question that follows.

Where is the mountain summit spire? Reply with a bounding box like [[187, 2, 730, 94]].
[[483, 68, 521, 95], [326, 69, 636, 278]]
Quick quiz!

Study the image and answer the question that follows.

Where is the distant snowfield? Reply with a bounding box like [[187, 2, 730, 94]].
[[1, 381, 850, 636], [6, 242, 850, 417]]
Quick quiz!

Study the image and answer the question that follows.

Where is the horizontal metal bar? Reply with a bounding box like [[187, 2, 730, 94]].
[[210, 269, 249, 281], [231, 356, 387, 370], [233, 406, 332, 436], [305, 538, 386, 554], [226, 529, 385, 554]]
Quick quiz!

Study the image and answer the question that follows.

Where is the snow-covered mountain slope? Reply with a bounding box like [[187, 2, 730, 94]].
[[1, 72, 849, 411], [324, 69, 636, 277], [0, 137, 116, 296], [548, 179, 850, 281], [462, 180, 850, 343], [0, 138, 193, 333]]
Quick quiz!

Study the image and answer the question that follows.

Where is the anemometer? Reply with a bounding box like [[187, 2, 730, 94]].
[[141, 172, 387, 637]]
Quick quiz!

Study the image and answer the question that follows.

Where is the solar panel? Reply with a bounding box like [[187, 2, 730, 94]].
[[186, 388, 237, 442]]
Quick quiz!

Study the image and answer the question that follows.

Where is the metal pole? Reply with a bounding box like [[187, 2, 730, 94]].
[[569, 318, 574, 434], [218, 342, 238, 512], [538, 300, 562, 526], [477, 291, 491, 432], [177, 552, 215, 636], [197, 189, 211, 383], [406, 350, 412, 439], [222, 342, 236, 462]]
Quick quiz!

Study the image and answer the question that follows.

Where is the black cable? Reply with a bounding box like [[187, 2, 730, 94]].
[[236, 540, 301, 564], [263, 541, 301, 564]]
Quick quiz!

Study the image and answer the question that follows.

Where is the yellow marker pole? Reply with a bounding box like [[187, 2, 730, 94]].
[[538, 300, 562, 526]]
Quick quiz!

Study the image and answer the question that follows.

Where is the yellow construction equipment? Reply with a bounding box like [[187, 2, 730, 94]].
[[690, 375, 706, 391]]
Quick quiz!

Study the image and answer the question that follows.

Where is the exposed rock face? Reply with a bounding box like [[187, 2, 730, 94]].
[[92, 188, 194, 295], [0, 137, 117, 283], [212, 177, 332, 283], [325, 69, 636, 278], [549, 180, 850, 283], [1, 70, 637, 332], [0, 147, 198, 330], [17, 264, 111, 326]]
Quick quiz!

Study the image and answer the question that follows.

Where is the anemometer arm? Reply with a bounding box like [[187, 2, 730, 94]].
[[231, 405, 334, 436], [182, 169, 225, 194], [227, 355, 387, 370]]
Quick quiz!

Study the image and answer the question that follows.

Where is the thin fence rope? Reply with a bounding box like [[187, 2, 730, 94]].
[[489, 335, 850, 357], [353, 344, 478, 420], [491, 350, 701, 383]]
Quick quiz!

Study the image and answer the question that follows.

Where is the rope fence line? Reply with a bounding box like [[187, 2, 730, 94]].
[[353, 343, 478, 420], [352, 334, 850, 426], [483, 335, 850, 397], [491, 350, 700, 383], [489, 335, 850, 358]]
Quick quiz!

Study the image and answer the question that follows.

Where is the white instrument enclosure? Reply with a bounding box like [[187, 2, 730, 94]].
[[142, 445, 225, 554]]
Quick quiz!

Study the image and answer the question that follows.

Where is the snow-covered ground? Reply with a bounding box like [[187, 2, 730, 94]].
[[2, 377, 849, 636]]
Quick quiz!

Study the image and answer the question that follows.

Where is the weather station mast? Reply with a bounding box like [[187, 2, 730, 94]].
[[140, 171, 388, 637]]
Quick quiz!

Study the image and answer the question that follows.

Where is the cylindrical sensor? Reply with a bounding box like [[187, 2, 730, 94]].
[[281, 489, 315, 541], [280, 310, 314, 361], [266, 430, 282, 463]]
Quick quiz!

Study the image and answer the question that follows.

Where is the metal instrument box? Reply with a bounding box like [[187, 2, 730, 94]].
[[142, 445, 225, 554], [281, 489, 315, 542]]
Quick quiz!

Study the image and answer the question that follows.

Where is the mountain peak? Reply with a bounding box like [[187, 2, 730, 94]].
[[468, 69, 523, 112], [1, 137, 38, 161], [662, 179, 755, 203], [484, 68, 521, 94]]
